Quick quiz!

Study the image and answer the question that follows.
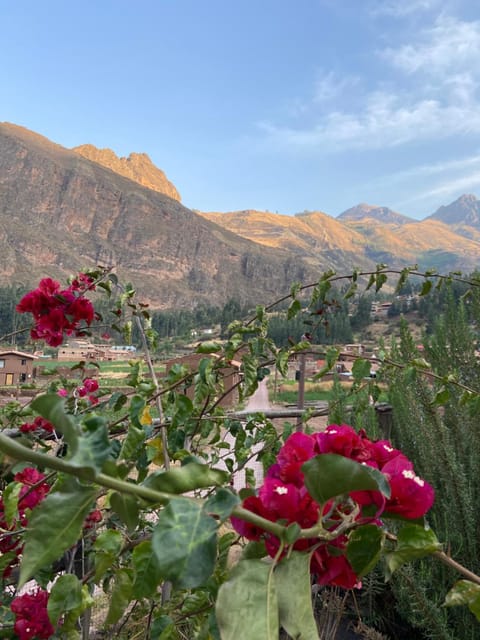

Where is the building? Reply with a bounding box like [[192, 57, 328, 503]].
[[163, 352, 242, 408], [0, 350, 37, 385]]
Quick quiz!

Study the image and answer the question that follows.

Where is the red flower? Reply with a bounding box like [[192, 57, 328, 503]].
[[311, 539, 360, 589], [382, 454, 435, 519], [82, 378, 99, 393], [314, 424, 372, 462], [11, 589, 55, 640], [16, 276, 96, 347], [20, 416, 55, 435], [273, 432, 316, 486]]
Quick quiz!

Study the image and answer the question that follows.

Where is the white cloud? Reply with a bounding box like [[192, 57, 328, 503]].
[[414, 171, 480, 200], [259, 14, 480, 153], [385, 15, 480, 76], [379, 153, 480, 183], [259, 95, 480, 151], [313, 71, 359, 103]]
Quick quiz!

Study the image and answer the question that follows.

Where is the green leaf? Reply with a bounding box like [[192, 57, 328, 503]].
[[31, 394, 78, 448], [67, 416, 111, 477], [445, 580, 480, 620], [94, 529, 124, 583], [216, 559, 279, 640], [275, 350, 289, 377], [420, 280, 432, 296], [287, 299, 302, 320], [119, 423, 145, 461], [19, 476, 96, 587], [302, 453, 391, 505], [196, 341, 222, 353], [48, 573, 83, 626], [275, 551, 318, 640], [152, 498, 218, 589], [283, 522, 301, 545], [110, 492, 139, 532], [143, 462, 228, 494], [385, 524, 441, 578], [203, 488, 240, 522], [352, 358, 371, 382], [3, 481, 21, 526], [347, 525, 385, 577], [105, 568, 133, 626], [242, 354, 259, 395], [150, 615, 176, 639], [132, 540, 163, 599], [375, 272, 388, 292]]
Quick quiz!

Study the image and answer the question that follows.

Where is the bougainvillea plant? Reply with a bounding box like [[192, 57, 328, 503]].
[[0, 267, 479, 639]]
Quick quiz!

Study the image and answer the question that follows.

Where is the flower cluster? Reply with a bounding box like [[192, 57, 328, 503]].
[[16, 276, 96, 347], [58, 377, 99, 405], [0, 468, 50, 578], [231, 425, 434, 589], [19, 416, 55, 436], [10, 588, 54, 640]]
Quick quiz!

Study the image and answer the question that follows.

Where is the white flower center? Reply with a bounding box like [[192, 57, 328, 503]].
[[275, 486, 289, 495], [383, 445, 394, 452], [402, 469, 425, 486]]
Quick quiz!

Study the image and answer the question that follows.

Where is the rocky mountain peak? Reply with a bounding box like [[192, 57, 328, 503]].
[[428, 194, 480, 227], [72, 144, 181, 201], [337, 203, 412, 225]]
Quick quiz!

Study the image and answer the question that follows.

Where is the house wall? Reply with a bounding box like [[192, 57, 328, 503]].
[[0, 355, 35, 385]]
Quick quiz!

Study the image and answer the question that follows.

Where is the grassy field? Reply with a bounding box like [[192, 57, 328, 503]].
[[270, 380, 335, 404]]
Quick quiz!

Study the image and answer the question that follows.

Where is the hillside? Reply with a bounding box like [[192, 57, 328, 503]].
[[0, 123, 312, 309], [1, 122, 480, 312], [201, 208, 480, 274]]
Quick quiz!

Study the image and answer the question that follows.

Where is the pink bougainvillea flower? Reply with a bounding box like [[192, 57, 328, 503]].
[[57, 388, 68, 397], [15, 471, 50, 513], [84, 508, 103, 530], [82, 378, 99, 393], [311, 539, 360, 589], [382, 454, 435, 519], [70, 272, 96, 292], [16, 276, 96, 347], [19, 416, 55, 435], [230, 496, 273, 541], [11, 589, 55, 640], [273, 432, 316, 486], [314, 424, 372, 463]]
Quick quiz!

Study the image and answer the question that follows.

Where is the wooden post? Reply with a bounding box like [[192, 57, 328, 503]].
[[375, 403, 393, 440], [296, 352, 306, 432]]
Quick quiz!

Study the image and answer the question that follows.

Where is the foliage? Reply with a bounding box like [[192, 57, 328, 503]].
[[0, 265, 480, 640]]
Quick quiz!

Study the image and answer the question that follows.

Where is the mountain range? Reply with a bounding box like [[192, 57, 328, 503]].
[[0, 121, 479, 309]]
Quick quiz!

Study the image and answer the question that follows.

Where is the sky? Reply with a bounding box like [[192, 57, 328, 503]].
[[2, 0, 480, 220]]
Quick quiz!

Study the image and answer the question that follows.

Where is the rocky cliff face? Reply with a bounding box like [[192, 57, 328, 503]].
[[72, 144, 181, 201], [0, 123, 311, 309], [428, 194, 480, 227]]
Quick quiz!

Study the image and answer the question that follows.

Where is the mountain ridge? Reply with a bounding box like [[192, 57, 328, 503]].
[[1, 122, 479, 309]]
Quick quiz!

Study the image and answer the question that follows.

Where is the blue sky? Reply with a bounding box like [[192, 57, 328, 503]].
[[2, 0, 480, 219]]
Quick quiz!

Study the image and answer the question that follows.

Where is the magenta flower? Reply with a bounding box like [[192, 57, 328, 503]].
[[16, 276, 96, 347], [314, 424, 372, 462], [382, 454, 435, 519], [11, 589, 55, 640]]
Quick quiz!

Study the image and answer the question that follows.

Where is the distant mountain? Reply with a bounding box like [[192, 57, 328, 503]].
[[0, 122, 479, 309], [72, 144, 181, 201], [0, 122, 311, 309], [428, 194, 480, 227], [338, 203, 413, 225], [201, 207, 480, 274]]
